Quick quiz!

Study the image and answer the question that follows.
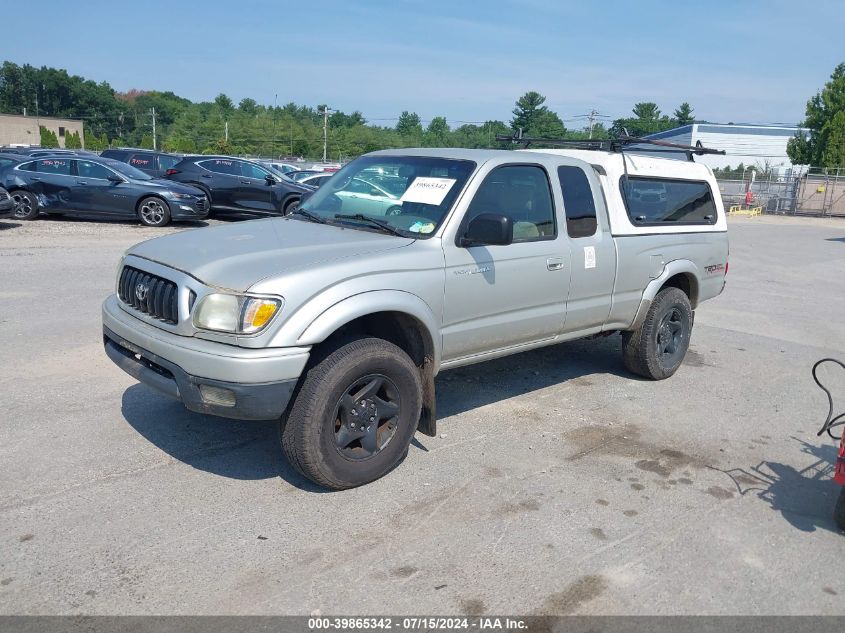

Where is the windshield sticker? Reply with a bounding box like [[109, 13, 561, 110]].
[[408, 221, 436, 234], [400, 177, 456, 206]]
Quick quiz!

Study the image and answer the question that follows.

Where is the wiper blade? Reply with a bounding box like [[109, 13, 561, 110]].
[[290, 208, 327, 224], [334, 213, 405, 237]]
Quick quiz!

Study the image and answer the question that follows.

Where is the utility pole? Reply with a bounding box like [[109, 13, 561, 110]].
[[150, 107, 157, 150], [320, 105, 332, 162], [271, 93, 278, 159], [587, 109, 599, 140], [224, 120, 229, 144]]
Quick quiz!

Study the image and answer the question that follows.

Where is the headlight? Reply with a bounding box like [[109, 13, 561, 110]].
[[168, 192, 194, 200], [192, 294, 282, 334]]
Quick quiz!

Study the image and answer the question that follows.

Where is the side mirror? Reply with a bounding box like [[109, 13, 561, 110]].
[[265, 174, 278, 185], [460, 213, 513, 247], [107, 174, 124, 184]]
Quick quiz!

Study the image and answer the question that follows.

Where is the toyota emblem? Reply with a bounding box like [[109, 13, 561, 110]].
[[135, 283, 149, 302]]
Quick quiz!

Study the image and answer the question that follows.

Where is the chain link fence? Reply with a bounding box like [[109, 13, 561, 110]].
[[716, 167, 845, 217]]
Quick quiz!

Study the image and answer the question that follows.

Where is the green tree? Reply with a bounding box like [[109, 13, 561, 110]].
[[64, 130, 82, 149], [396, 111, 422, 137], [632, 102, 661, 120], [238, 97, 258, 115], [674, 102, 694, 125], [821, 110, 845, 167], [510, 91, 566, 138], [214, 93, 234, 112], [610, 102, 675, 138], [139, 133, 154, 149], [424, 116, 450, 146], [787, 62, 845, 167], [39, 126, 59, 147]]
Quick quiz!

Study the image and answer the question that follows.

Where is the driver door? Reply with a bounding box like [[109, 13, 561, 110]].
[[238, 161, 276, 213], [441, 164, 572, 361]]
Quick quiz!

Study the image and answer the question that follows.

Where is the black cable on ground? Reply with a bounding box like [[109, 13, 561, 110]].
[[812, 358, 845, 440]]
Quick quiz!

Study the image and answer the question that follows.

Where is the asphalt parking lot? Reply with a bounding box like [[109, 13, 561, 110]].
[[1, 213, 844, 615]]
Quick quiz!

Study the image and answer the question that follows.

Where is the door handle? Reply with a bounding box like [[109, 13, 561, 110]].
[[201, 174, 213, 179], [76, 180, 87, 185], [31, 177, 41, 181], [547, 257, 564, 271]]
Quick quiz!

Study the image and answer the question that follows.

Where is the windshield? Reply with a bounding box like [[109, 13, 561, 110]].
[[109, 160, 153, 180], [300, 155, 475, 237]]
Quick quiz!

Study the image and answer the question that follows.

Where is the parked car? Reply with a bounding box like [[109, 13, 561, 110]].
[[259, 161, 300, 175], [164, 156, 311, 216], [3, 155, 208, 226], [0, 186, 14, 218], [333, 176, 403, 215], [3, 148, 95, 157], [288, 169, 323, 182], [0, 152, 26, 175], [102, 147, 729, 489], [298, 173, 333, 188], [100, 148, 183, 178]]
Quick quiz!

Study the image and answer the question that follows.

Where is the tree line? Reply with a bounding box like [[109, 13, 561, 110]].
[[0, 60, 702, 159]]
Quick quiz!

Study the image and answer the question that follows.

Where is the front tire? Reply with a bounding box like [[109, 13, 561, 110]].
[[11, 190, 39, 220], [622, 286, 693, 380], [281, 337, 422, 489], [137, 196, 171, 227], [282, 198, 300, 216]]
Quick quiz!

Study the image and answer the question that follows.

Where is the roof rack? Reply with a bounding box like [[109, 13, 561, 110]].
[[495, 128, 726, 162]]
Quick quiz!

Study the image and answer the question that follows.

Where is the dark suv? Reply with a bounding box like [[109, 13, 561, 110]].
[[100, 148, 182, 178], [165, 156, 312, 216]]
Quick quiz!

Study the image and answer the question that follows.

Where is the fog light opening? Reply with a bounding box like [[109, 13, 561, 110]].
[[199, 384, 236, 407]]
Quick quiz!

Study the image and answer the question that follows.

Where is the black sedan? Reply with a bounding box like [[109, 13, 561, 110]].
[[164, 156, 312, 216], [0, 186, 14, 218], [3, 155, 208, 226]]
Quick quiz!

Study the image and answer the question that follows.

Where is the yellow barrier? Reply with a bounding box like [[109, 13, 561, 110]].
[[728, 205, 763, 217]]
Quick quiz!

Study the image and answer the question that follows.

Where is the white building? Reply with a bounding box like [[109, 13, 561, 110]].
[[644, 123, 805, 174]]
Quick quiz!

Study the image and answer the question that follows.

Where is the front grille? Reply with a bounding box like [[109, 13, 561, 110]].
[[0, 191, 8, 201], [118, 266, 179, 324], [196, 197, 207, 212]]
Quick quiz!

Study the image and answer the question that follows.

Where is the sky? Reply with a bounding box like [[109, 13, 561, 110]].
[[2, 0, 844, 130]]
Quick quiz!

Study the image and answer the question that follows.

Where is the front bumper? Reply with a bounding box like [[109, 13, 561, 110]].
[[0, 196, 13, 217], [169, 196, 209, 220], [102, 295, 310, 420]]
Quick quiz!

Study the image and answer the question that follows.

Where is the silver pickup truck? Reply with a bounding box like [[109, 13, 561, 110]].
[[102, 147, 729, 489]]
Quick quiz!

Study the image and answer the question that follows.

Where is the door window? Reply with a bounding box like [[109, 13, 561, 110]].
[[464, 165, 556, 242], [200, 159, 240, 176], [35, 158, 72, 175], [76, 160, 114, 180], [158, 155, 180, 170], [241, 162, 271, 180], [558, 166, 598, 238]]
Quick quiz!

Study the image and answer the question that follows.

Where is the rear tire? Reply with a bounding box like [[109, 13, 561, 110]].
[[622, 286, 693, 380], [280, 337, 422, 489], [11, 190, 39, 220], [137, 196, 171, 227]]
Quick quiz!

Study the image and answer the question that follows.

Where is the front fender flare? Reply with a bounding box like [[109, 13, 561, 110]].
[[294, 290, 442, 371]]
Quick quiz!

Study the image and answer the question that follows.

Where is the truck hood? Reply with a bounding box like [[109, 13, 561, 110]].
[[128, 217, 415, 292]]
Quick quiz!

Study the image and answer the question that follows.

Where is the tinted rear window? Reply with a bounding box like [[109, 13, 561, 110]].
[[36, 158, 72, 175], [129, 154, 155, 169], [558, 166, 597, 238], [621, 176, 717, 225]]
